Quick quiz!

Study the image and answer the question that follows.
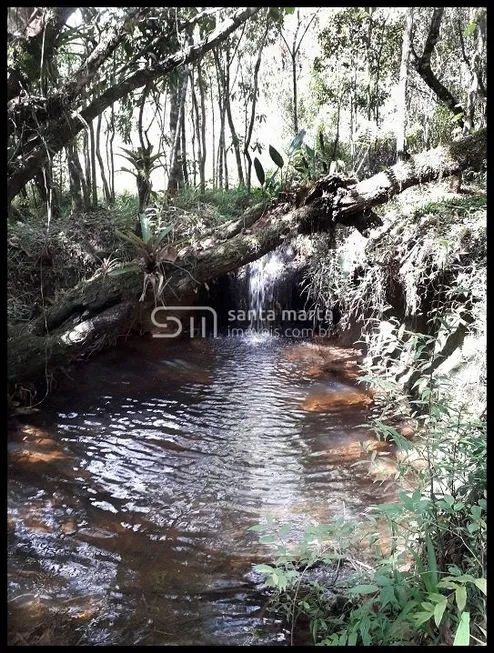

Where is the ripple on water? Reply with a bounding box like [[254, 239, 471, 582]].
[[8, 336, 394, 645]]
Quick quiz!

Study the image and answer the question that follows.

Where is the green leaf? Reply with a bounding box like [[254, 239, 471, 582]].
[[140, 214, 151, 243], [254, 564, 274, 573], [453, 611, 470, 646], [156, 225, 173, 245], [348, 584, 379, 595], [470, 505, 482, 520], [268, 145, 284, 169], [253, 157, 265, 186], [305, 144, 315, 158], [265, 170, 280, 192], [434, 600, 447, 627], [288, 129, 306, 157], [259, 534, 276, 544], [379, 585, 396, 608], [120, 166, 138, 177], [115, 229, 146, 249], [279, 524, 291, 537], [474, 578, 486, 595], [424, 534, 438, 592], [448, 566, 462, 577], [437, 580, 460, 590], [455, 586, 467, 613], [465, 20, 476, 37], [415, 611, 433, 626], [374, 573, 394, 587]]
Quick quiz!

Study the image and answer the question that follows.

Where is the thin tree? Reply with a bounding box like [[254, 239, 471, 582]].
[[278, 9, 319, 135], [396, 8, 414, 161]]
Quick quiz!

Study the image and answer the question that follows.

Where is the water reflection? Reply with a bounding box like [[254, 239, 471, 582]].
[[9, 336, 394, 645]]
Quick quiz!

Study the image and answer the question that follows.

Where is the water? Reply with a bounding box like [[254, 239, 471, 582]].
[[246, 250, 285, 331], [8, 336, 394, 646]]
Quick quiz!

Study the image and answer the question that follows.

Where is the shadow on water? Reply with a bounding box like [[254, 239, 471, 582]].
[[8, 335, 395, 645]]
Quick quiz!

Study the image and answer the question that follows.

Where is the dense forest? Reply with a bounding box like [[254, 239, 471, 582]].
[[8, 7, 486, 647]]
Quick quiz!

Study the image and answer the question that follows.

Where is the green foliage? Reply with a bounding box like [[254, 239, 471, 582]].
[[118, 145, 164, 178], [115, 213, 176, 270], [268, 145, 285, 169], [413, 193, 486, 219], [252, 280, 486, 645], [287, 129, 307, 157], [172, 185, 264, 221], [253, 157, 266, 187]]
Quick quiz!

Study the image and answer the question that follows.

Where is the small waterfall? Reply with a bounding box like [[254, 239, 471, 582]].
[[228, 244, 302, 340], [247, 251, 284, 331]]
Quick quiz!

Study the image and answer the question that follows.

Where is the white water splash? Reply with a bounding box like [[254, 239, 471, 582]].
[[247, 251, 285, 331]]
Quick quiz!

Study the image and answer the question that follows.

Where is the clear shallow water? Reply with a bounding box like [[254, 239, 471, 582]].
[[8, 335, 393, 645]]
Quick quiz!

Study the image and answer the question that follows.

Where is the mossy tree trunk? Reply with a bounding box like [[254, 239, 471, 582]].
[[8, 129, 485, 387]]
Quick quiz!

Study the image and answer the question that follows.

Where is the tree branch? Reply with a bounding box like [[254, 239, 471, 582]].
[[412, 7, 465, 126], [8, 7, 262, 203]]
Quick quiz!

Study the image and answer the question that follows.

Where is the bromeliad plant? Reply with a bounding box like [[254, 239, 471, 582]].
[[118, 144, 165, 219], [115, 213, 178, 303]]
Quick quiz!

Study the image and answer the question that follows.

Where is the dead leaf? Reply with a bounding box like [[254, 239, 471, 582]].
[[157, 244, 178, 263]]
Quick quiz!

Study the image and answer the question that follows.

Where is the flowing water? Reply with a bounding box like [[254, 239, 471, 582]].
[[8, 335, 395, 646], [246, 251, 286, 331]]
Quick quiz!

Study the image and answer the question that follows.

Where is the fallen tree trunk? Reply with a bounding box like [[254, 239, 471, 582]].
[[8, 128, 486, 386]]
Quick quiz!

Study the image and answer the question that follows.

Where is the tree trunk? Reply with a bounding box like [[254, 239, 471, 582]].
[[197, 62, 207, 193], [181, 109, 188, 185], [224, 59, 244, 187], [34, 164, 61, 220], [167, 68, 188, 194], [83, 130, 93, 208], [96, 114, 111, 204], [68, 140, 90, 210], [190, 68, 202, 190], [291, 53, 298, 135], [89, 120, 98, 207], [244, 25, 269, 191], [412, 7, 465, 127], [210, 72, 216, 189], [396, 8, 414, 161], [462, 7, 486, 136], [66, 143, 84, 211], [8, 7, 261, 203], [216, 67, 226, 190], [330, 100, 341, 170], [105, 107, 116, 204], [224, 146, 229, 190], [8, 128, 485, 387]]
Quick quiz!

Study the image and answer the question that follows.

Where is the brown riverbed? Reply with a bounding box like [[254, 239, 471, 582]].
[[8, 335, 396, 645]]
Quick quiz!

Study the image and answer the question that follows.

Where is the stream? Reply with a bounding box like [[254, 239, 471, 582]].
[[8, 334, 395, 645]]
